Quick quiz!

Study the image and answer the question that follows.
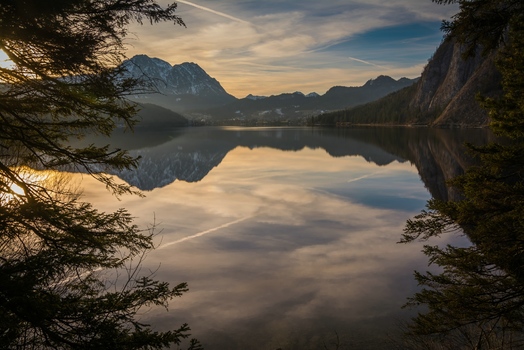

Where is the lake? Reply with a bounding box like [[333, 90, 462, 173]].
[[74, 126, 490, 349]]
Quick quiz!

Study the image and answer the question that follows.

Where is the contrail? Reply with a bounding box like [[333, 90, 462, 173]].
[[158, 216, 252, 249], [55, 216, 253, 286], [177, 0, 251, 25], [347, 171, 384, 183], [348, 56, 388, 70]]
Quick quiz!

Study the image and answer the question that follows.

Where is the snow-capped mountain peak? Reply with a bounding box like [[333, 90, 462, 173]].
[[122, 54, 232, 98]]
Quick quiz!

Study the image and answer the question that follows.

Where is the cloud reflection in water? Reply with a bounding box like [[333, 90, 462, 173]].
[[79, 145, 442, 349]]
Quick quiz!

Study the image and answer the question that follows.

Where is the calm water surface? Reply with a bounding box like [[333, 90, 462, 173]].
[[77, 127, 489, 349]]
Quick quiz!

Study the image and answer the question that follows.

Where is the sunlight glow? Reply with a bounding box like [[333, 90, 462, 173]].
[[10, 183, 25, 196], [1, 167, 65, 202], [0, 49, 13, 68]]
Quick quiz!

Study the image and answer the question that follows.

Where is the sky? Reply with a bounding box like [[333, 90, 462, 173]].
[[126, 0, 458, 98], [0, 1, 457, 98]]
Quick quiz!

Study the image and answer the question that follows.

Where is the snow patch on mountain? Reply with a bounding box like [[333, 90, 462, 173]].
[[246, 94, 267, 100]]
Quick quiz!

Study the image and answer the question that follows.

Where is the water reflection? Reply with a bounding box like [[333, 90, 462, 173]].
[[77, 127, 487, 349], [83, 127, 490, 200]]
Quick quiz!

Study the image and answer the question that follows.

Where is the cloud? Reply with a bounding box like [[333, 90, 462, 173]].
[[75, 142, 439, 346], [126, 1, 454, 100], [176, 0, 252, 25]]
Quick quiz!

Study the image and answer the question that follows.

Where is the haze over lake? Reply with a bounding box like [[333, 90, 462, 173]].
[[74, 126, 487, 349]]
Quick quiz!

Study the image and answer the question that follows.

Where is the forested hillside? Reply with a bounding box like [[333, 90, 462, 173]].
[[314, 83, 423, 125], [135, 103, 188, 127]]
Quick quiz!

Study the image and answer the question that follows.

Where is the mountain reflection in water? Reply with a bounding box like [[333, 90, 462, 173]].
[[77, 126, 489, 350]]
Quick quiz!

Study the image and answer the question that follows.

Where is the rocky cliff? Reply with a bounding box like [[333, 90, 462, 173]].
[[409, 38, 501, 127]]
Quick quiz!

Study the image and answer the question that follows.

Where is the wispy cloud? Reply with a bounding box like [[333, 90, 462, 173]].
[[177, 0, 252, 25], [126, 1, 456, 96]]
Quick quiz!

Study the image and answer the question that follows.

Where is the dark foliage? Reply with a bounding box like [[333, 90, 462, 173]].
[[0, 1, 202, 349], [401, 2, 524, 348]]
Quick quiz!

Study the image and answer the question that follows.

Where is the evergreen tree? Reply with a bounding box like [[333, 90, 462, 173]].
[[0, 1, 202, 349], [434, 0, 521, 56], [401, 1, 524, 348]]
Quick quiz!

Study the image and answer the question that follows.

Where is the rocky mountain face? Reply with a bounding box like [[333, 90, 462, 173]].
[[409, 38, 501, 127], [122, 54, 236, 111]]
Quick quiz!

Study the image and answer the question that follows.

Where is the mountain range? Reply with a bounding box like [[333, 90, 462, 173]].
[[121, 54, 417, 124], [194, 75, 417, 123], [123, 33, 499, 128]]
